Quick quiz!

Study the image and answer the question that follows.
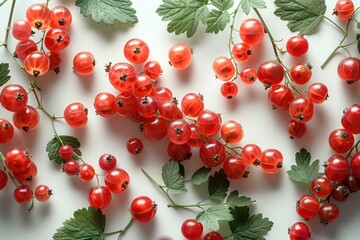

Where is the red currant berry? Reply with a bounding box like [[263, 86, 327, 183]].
[[152, 87, 173, 104], [296, 194, 320, 220], [220, 82, 238, 99], [15, 39, 37, 60], [44, 28, 70, 52], [167, 142, 191, 162], [196, 109, 221, 137], [143, 117, 167, 141], [115, 91, 137, 117], [78, 163, 95, 182], [220, 120, 244, 144], [0, 118, 14, 144], [337, 57, 360, 84], [137, 96, 158, 119], [13, 160, 37, 181], [127, 138, 143, 155], [168, 43, 192, 70], [124, 38, 150, 64], [307, 82, 328, 104], [187, 124, 203, 148], [223, 155, 248, 179], [341, 104, 360, 134], [342, 173, 360, 192], [130, 196, 157, 223], [239, 18, 264, 46], [319, 203, 339, 224], [13, 184, 33, 204], [350, 152, 360, 179], [328, 128, 354, 154], [199, 139, 226, 167], [132, 73, 154, 99], [181, 93, 204, 117], [310, 176, 332, 199], [144, 60, 162, 79], [288, 222, 311, 240], [181, 219, 203, 240], [289, 97, 314, 123], [324, 155, 349, 182], [73, 51, 95, 76], [331, 183, 350, 202], [289, 63, 312, 84], [286, 36, 309, 57], [104, 168, 130, 193], [108, 62, 136, 92], [94, 92, 117, 118], [26, 3, 51, 30], [232, 42, 252, 62], [241, 143, 262, 166], [0, 170, 8, 190], [260, 149, 283, 174], [58, 145, 74, 160], [288, 119, 307, 139], [240, 67, 257, 84], [12, 20, 32, 41], [50, 6, 72, 29], [47, 51, 62, 72], [257, 60, 285, 88], [158, 101, 181, 121], [63, 159, 80, 176], [268, 84, 294, 110], [203, 231, 223, 240], [88, 185, 112, 209], [333, 0, 355, 20], [212, 56, 235, 81], [64, 102, 88, 128], [5, 147, 30, 172], [24, 51, 50, 77], [98, 154, 117, 171], [13, 105, 40, 132], [167, 119, 191, 145], [34, 185, 52, 202]]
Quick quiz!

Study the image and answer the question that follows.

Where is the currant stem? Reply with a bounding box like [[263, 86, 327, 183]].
[[0, 152, 21, 187], [224, 144, 241, 156], [227, 1, 242, 80], [103, 217, 135, 239], [321, 19, 352, 69], [141, 168, 177, 206], [0, 0, 16, 48], [323, 16, 346, 35], [345, 139, 360, 160], [0, 0, 8, 7]]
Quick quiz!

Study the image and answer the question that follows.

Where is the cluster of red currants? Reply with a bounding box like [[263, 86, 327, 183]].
[[288, 104, 359, 240], [0, 147, 51, 206], [181, 219, 224, 240], [13, 3, 72, 76]]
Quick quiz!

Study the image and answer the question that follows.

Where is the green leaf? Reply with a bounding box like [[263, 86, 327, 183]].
[[162, 161, 187, 195], [240, 0, 266, 15], [156, 0, 209, 37], [226, 190, 254, 207], [53, 207, 105, 240], [274, 0, 327, 35], [229, 206, 273, 240], [206, 9, 230, 34], [287, 148, 323, 184], [208, 169, 230, 201], [0, 63, 11, 87], [46, 135, 82, 165], [191, 166, 212, 185], [211, 0, 234, 11], [357, 22, 360, 54], [197, 205, 233, 230], [75, 0, 137, 24]]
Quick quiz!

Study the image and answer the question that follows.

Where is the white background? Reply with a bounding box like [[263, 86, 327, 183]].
[[1, 0, 360, 239]]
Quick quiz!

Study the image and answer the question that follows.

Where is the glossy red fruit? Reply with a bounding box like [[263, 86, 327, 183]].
[[187, 124, 203, 148], [199, 139, 226, 167], [104, 168, 130, 193], [239, 18, 264, 45], [13, 184, 33, 204], [220, 120, 244, 144], [144, 60, 162, 79], [64, 102, 88, 128], [203, 231, 223, 240], [240, 67, 257, 84], [241, 144, 262, 166], [341, 104, 360, 134], [257, 60, 285, 88], [220, 82, 238, 99], [26, 3, 51, 30], [0, 84, 28, 112], [310, 176, 332, 199], [158, 101, 181, 121], [78, 164, 95, 182], [12, 20, 32, 41], [181, 93, 204, 117], [108, 62, 136, 92], [232, 42, 252, 62], [130, 196, 157, 223], [58, 145, 74, 160], [44, 28, 70, 52], [331, 183, 350, 202], [34, 185, 52, 202], [260, 149, 283, 174], [212, 56, 235, 81], [168, 43, 192, 70], [94, 92, 117, 118], [342, 173, 360, 192], [268, 84, 294, 110], [196, 109, 221, 137], [137, 96, 158, 118], [127, 138, 143, 155], [167, 119, 191, 145], [319, 203, 340, 224], [0, 170, 8, 190], [152, 87, 173, 104], [88, 186, 112, 209], [289, 97, 314, 123], [324, 155, 349, 182], [124, 38, 149, 64], [288, 119, 307, 139], [98, 154, 117, 171], [289, 63, 312, 84], [132, 74, 154, 98], [115, 91, 137, 117], [15, 39, 37, 60], [13, 160, 37, 181], [223, 155, 248, 179], [350, 152, 360, 179], [143, 117, 167, 141], [334, 0, 355, 20], [167, 142, 191, 162], [181, 219, 203, 240], [47, 51, 62, 72], [63, 159, 80, 176], [286, 36, 309, 57], [12, 105, 40, 132], [288, 222, 311, 240], [328, 128, 354, 154], [50, 6, 72, 29], [307, 83, 328, 104], [24, 51, 50, 77], [5, 147, 30, 172], [296, 194, 320, 220], [73, 51, 95, 76], [337, 57, 360, 83]]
